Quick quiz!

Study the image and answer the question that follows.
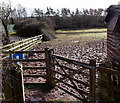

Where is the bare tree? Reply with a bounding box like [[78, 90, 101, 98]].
[[0, 0, 12, 45], [0, 0, 13, 101], [34, 8, 43, 17], [16, 4, 27, 18]]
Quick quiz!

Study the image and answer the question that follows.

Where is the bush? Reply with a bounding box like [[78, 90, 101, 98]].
[[14, 18, 56, 41], [16, 22, 56, 41], [13, 18, 41, 30], [13, 22, 26, 30], [42, 29, 56, 41], [16, 23, 43, 37]]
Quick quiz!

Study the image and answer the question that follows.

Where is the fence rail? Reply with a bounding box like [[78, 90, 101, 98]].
[[1, 35, 42, 51], [1, 35, 42, 60]]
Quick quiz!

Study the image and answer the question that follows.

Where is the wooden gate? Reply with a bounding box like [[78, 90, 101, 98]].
[[46, 48, 120, 102], [50, 53, 96, 102]]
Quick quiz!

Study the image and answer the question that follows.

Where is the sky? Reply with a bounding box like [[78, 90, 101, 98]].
[[1, 0, 120, 11]]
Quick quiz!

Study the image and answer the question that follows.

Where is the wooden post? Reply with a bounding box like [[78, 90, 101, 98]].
[[45, 48, 52, 86], [50, 49, 55, 86], [89, 59, 96, 101], [3, 52, 25, 102], [2, 70, 13, 102], [98, 67, 113, 101], [12, 64, 25, 103]]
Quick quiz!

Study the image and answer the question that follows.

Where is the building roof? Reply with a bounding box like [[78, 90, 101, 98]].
[[105, 5, 120, 24]]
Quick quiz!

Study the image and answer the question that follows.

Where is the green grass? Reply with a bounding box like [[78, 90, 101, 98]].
[[45, 33, 107, 45], [9, 32, 16, 35], [9, 32, 16, 36], [56, 28, 107, 33], [0, 32, 16, 38]]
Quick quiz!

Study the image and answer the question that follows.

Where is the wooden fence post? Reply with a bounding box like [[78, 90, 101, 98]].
[[89, 59, 96, 101], [3, 52, 25, 102], [11, 64, 25, 103], [50, 48, 55, 86], [45, 48, 53, 86]]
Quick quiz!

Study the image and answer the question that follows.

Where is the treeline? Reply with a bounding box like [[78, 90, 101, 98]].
[[52, 14, 105, 29], [11, 4, 107, 29]]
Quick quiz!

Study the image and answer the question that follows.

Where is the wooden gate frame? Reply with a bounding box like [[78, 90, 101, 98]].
[[50, 53, 96, 102]]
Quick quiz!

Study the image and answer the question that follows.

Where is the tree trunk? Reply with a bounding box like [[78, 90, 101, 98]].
[[1, 19, 10, 45], [1, 19, 12, 101]]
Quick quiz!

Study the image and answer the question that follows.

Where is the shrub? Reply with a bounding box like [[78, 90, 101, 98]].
[[42, 29, 56, 41], [14, 18, 56, 41], [16, 22, 56, 41], [13, 18, 39, 30], [13, 22, 26, 30], [16, 23, 43, 37]]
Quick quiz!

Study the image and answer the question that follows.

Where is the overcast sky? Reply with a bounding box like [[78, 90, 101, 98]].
[[2, 0, 120, 11]]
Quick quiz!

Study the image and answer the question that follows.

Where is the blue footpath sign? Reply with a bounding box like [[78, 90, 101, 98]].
[[12, 53, 25, 64], [8, 49, 35, 64], [13, 53, 25, 59]]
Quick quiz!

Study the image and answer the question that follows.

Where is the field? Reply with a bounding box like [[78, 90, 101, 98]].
[[56, 28, 107, 33], [36, 32, 107, 65], [24, 29, 107, 101]]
